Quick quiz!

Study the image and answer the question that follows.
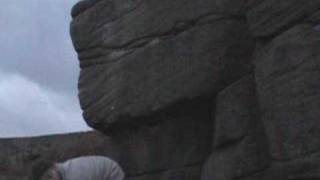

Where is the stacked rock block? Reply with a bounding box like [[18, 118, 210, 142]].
[[245, 1, 320, 179], [202, 75, 270, 180], [70, 0, 320, 179]]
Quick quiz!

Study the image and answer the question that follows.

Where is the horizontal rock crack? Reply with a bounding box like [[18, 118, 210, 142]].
[[78, 12, 244, 68]]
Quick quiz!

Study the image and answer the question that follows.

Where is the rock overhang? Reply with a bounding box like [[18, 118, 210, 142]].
[[70, 0, 255, 132]]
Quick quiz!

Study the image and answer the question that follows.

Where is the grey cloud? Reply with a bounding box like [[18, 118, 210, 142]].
[[0, 0, 79, 95], [0, 71, 91, 137], [0, 0, 91, 137]]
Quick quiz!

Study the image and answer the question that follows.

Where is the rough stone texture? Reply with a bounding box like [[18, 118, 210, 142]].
[[240, 150, 320, 180], [246, 0, 320, 37], [71, 0, 254, 130], [202, 75, 270, 180], [71, 0, 231, 51], [202, 137, 268, 180], [126, 166, 201, 180], [254, 23, 320, 160], [213, 75, 260, 148], [2, 1, 320, 180], [111, 97, 214, 176], [0, 176, 26, 180], [68, 0, 320, 179], [210, 0, 250, 16]]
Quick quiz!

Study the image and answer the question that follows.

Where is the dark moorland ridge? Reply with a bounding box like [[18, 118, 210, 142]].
[[2, 0, 320, 179]]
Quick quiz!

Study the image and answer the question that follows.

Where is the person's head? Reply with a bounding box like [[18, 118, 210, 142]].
[[29, 159, 61, 180]]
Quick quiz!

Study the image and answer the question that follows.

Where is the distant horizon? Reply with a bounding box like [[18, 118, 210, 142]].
[[0, 0, 92, 137], [0, 129, 95, 139]]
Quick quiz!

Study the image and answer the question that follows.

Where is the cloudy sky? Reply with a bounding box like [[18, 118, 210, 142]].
[[0, 0, 92, 137]]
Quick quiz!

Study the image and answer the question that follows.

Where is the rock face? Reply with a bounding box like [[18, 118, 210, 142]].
[[254, 24, 320, 160], [70, 0, 254, 130], [202, 75, 270, 180], [246, 0, 320, 37], [111, 98, 214, 178], [70, 0, 320, 180], [1, 1, 320, 180]]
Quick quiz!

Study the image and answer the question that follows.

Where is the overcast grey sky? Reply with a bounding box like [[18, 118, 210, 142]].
[[0, 0, 92, 137]]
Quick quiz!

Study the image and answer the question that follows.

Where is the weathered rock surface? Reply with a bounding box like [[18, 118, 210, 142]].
[[3, 1, 320, 180], [0, 175, 26, 180], [202, 75, 270, 180], [67, 0, 320, 180], [71, 0, 231, 51], [254, 23, 320, 160], [126, 166, 201, 180], [213, 75, 260, 148], [239, 150, 320, 180], [210, 0, 249, 16], [246, 0, 320, 37], [71, 0, 254, 131], [111, 97, 214, 176]]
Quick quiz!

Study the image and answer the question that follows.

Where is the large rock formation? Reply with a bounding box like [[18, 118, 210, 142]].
[[1, 1, 319, 180], [2, 0, 313, 180], [69, 0, 320, 180], [70, 0, 254, 131]]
